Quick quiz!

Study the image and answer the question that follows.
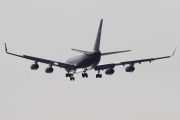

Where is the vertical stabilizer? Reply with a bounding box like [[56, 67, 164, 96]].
[[94, 19, 103, 51]]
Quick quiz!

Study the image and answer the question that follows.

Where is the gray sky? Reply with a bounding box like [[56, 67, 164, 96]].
[[0, 0, 180, 120]]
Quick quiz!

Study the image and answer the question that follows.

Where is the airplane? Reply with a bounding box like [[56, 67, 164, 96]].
[[5, 19, 176, 81]]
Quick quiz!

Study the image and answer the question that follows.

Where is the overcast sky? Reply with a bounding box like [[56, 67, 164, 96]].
[[0, 0, 180, 120]]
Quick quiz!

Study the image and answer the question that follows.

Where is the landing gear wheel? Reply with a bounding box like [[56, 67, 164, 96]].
[[82, 73, 88, 78], [86, 74, 88, 78], [66, 73, 73, 78], [96, 74, 102, 78], [82, 73, 85, 78], [99, 74, 102, 78], [70, 77, 75, 81], [66, 73, 69, 77], [96, 74, 98, 78]]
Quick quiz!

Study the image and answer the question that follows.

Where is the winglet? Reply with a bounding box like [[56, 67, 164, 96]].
[[5, 43, 7, 52], [171, 48, 176, 57]]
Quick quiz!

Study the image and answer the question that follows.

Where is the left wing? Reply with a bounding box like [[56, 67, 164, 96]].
[[5, 43, 75, 70], [95, 48, 176, 71]]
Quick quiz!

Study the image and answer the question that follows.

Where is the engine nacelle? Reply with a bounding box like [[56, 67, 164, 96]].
[[125, 66, 135, 72], [105, 68, 115, 75], [31, 64, 39, 70], [45, 67, 54, 73]]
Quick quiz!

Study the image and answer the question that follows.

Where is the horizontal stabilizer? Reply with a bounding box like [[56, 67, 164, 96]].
[[101, 50, 131, 56], [71, 48, 94, 54]]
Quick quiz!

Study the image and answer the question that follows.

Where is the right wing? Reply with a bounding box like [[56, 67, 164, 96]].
[[95, 48, 176, 71], [5, 43, 75, 70]]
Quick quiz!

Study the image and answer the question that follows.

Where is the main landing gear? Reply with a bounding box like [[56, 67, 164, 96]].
[[82, 73, 88, 78], [96, 74, 102, 78], [96, 71, 102, 78], [66, 73, 75, 81]]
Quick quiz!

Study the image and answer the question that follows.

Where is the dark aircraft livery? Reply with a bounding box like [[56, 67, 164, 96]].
[[5, 19, 176, 81]]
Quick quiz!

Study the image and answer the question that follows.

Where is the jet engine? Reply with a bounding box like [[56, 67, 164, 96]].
[[45, 67, 54, 73], [125, 66, 135, 72], [105, 68, 115, 75], [31, 64, 39, 70]]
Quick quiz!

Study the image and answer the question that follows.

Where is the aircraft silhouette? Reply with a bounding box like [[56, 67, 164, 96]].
[[5, 19, 176, 81]]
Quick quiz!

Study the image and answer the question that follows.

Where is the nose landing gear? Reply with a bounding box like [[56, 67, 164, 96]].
[[70, 76, 75, 81], [82, 69, 88, 78]]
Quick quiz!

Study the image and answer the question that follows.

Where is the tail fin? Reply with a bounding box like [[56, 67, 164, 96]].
[[93, 19, 103, 51]]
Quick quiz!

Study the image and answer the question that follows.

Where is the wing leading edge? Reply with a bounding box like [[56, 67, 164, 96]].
[[95, 48, 176, 71]]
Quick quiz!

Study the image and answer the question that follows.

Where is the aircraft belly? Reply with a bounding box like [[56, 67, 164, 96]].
[[66, 52, 101, 74], [73, 56, 101, 74]]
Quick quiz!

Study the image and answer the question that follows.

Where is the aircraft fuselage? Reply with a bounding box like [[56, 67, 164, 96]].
[[65, 51, 101, 73]]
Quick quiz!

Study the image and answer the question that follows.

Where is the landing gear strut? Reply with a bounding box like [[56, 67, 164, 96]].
[[96, 71, 102, 78]]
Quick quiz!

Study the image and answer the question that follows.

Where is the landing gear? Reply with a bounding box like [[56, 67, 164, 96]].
[[96, 70, 102, 78], [65, 73, 75, 81], [96, 74, 102, 78], [82, 73, 88, 78], [66, 73, 72, 77], [70, 77, 75, 81]]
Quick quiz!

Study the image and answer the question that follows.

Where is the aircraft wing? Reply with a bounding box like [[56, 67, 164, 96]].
[[94, 48, 176, 71], [5, 43, 75, 70]]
